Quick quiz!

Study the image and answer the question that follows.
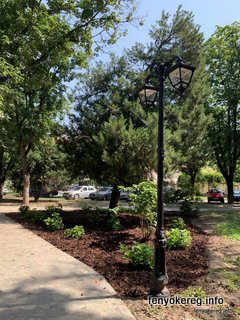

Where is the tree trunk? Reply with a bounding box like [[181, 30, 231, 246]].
[[109, 184, 120, 209], [19, 142, 30, 205], [22, 173, 30, 205], [226, 178, 234, 204], [0, 178, 5, 200]]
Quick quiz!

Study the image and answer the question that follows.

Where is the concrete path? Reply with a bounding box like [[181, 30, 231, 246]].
[[0, 211, 135, 320]]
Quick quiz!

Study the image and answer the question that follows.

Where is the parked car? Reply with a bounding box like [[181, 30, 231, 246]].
[[29, 188, 59, 198], [233, 189, 240, 202], [207, 188, 224, 204], [90, 187, 131, 201], [1, 187, 8, 195], [63, 185, 97, 200], [94, 187, 113, 200], [119, 191, 130, 201]]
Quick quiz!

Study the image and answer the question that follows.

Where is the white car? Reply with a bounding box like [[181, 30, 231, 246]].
[[1, 187, 8, 195], [63, 185, 97, 200]]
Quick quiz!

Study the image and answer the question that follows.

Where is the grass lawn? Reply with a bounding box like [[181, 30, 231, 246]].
[[204, 211, 240, 241]]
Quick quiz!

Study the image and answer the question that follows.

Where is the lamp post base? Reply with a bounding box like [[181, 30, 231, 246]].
[[149, 275, 170, 297]]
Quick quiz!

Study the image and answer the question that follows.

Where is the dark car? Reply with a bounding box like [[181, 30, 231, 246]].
[[94, 187, 113, 200], [207, 188, 224, 204], [29, 189, 59, 198], [233, 189, 240, 202]]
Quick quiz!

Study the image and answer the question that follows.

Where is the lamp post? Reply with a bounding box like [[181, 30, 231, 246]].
[[139, 57, 195, 296]]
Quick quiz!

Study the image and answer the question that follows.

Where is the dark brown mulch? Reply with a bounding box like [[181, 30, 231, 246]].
[[6, 210, 209, 297]]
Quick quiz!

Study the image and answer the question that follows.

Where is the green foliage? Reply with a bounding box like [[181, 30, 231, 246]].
[[206, 22, 240, 202], [64, 225, 85, 239], [19, 206, 49, 222], [19, 205, 30, 216], [29, 210, 49, 223], [221, 269, 240, 292], [167, 228, 192, 250], [216, 222, 240, 241], [196, 168, 224, 184], [44, 213, 64, 231], [170, 217, 187, 230], [179, 199, 199, 216], [45, 204, 63, 215], [164, 187, 177, 203], [124, 181, 157, 239], [181, 286, 206, 298], [119, 242, 153, 269], [106, 208, 122, 231], [0, 0, 138, 205]]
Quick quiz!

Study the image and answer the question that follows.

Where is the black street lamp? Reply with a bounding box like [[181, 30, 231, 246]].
[[139, 56, 195, 296]]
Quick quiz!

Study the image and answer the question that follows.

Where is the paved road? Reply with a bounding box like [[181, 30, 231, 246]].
[[0, 209, 135, 320]]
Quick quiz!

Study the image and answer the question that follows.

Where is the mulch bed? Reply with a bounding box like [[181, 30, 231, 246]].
[[6, 210, 209, 297]]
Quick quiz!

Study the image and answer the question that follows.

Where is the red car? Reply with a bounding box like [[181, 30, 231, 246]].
[[207, 188, 224, 204]]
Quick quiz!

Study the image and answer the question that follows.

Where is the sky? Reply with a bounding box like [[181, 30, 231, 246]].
[[106, 0, 240, 56]]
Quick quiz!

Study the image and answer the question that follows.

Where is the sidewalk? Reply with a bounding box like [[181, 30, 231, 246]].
[[0, 211, 135, 320]]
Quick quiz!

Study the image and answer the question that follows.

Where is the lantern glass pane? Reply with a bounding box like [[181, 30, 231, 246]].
[[168, 67, 181, 88], [139, 87, 157, 106], [145, 88, 158, 103], [180, 67, 193, 83]]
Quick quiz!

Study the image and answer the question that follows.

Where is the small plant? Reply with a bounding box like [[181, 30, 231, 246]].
[[19, 205, 31, 216], [167, 228, 192, 250], [179, 199, 199, 216], [64, 225, 85, 238], [170, 217, 186, 230], [30, 210, 49, 222], [45, 204, 63, 215], [119, 241, 154, 269], [121, 182, 157, 239], [107, 208, 122, 230], [44, 213, 64, 231], [181, 286, 206, 298]]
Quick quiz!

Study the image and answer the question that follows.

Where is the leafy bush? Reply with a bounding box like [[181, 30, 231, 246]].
[[179, 199, 199, 216], [45, 204, 63, 215], [30, 210, 49, 222], [19, 205, 31, 216], [107, 214, 122, 230], [164, 188, 177, 203], [120, 241, 153, 269], [170, 217, 186, 230], [167, 228, 192, 250], [44, 213, 64, 231], [64, 225, 85, 238], [121, 181, 157, 239]]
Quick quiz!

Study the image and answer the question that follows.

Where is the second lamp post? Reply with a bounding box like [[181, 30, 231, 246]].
[[139, 57, 195, 296]]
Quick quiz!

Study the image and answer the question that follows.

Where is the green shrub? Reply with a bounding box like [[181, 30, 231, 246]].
[[44, 213, 64, 231], [164, 188, 177, 203], [179, 199, 199, 216], [19, 205, 31, 216], [45, 204, 63, 215], [119, 241, 153, 269], [30, 210, 49, 222], [107, 208, 122, 231], [167, 228, 192, 250], [121, 181, 157, 239], [170, 217, 187, 230], [64, 225, 85, 238]]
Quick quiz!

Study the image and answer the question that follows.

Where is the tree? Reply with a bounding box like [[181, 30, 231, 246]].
[[64, 53, 157, 207], [66, 6, 212, 206], [28, 137, 70, 202], [95, 115, 157, 207], [0, 0, 137, 87], [206, 22, 240, 203], [144, 7, 210, 188], [0, 0, 138, 204]]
